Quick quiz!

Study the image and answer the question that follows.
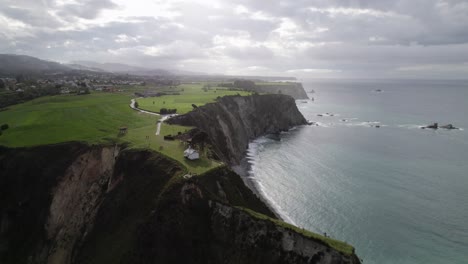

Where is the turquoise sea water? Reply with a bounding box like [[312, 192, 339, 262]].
[[246, 79, 468, 264]]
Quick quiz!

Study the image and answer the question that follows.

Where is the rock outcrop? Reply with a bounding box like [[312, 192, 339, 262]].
[[0, 143, 360, 264], [167, 94, 308, 164], [422, 123, 459, 130]]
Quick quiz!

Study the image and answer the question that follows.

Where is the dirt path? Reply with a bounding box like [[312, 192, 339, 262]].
[[130, 99, 177, 136], [130, 98, 160, 116]]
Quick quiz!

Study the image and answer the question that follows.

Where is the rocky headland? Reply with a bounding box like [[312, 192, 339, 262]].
[[0, 93, 361, 264], [167, 94, 307, 165]]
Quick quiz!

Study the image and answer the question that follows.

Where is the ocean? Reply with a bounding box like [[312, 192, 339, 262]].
[[245, 79, 468, 264]]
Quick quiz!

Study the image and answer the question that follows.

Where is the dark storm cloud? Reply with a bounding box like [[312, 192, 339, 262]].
[[0, 0, 467, 78]]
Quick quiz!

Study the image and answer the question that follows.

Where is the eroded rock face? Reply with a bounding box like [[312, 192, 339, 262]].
[[0, 144, 360, 264], [0, 143, 182, 264], [210, 203, 358, 264], [134, 176, 361, 264], [46, 146, 118, 264], [168, 94, 307, 164]]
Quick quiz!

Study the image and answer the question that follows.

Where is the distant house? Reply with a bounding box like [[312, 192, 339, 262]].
[[184, 147, 200, 160]]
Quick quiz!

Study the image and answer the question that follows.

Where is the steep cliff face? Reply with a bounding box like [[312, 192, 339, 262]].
[[254, 83, 309, 99], [0, 143, 182, 264], [0, 144, 360, 264], [167, 94, 307, 164], [135, 170, 360, 264]]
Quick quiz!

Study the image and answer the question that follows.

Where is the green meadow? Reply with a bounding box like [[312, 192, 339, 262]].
[[0, 83, 242, 173], [136, 83, 251, 114]]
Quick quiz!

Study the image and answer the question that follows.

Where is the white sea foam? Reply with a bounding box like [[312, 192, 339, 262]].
[[344, 121, 381, 127], [313, 122, 330, 127], [245, 140, 298, 225], [398, 124, 426, 129], [250, 171, 297, 225]]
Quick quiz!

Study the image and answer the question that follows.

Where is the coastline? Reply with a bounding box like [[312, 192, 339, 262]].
[[232, 133, 301, 226]]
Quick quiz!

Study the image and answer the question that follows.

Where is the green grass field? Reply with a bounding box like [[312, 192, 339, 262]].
[[0, 86, 226, 174], [136, 84, 251, 114]]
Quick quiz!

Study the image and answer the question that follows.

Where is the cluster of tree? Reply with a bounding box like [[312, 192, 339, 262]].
[[0, 123, 9, 136], [0, 86, 61, 108], [160, 108, 177, 114], [154, 80, 180, 87], [217, 83, 234, 88], [163, 134, 175, 140], [202, 84, 214, 92], [77, 88, 90, 95], [233, 79, 256, 90]]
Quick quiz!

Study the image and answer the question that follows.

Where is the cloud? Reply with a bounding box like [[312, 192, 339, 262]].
[[286, 68, 341, 74], [57, 0, 118, 20], [0, 0, 467, 78]]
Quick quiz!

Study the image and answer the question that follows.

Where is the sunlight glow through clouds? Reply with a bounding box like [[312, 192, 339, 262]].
[[1, 0, 467, 78]]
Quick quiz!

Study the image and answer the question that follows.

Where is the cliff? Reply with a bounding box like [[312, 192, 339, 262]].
[[167, 94, 308, 165], [0, 143, 360, 264], [254, 83, 309, 99]]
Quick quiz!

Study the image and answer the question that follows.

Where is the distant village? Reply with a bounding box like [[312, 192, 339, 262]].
[[0, 72, 181, 93], [0, 72, 181, 108]]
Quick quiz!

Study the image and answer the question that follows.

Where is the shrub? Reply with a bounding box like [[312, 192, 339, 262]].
[[159, 108, 177, 114], [0, 123, 8, 130]]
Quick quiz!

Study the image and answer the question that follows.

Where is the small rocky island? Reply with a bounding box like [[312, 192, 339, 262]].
[[422, 122, 459, 130]]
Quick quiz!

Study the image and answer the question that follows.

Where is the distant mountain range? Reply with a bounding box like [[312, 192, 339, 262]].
[[0, 54, 70, 75], [70, 60, 171, 75], [0, 54, 171, 76], [0, 54, 297, 81]]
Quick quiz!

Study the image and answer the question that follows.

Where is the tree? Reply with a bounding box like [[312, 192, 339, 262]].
[[0, 124, 8, 130], [233, 79, 256, 90], [0, 79, 5, 89], [134, 101, 139, 108], [16, 74, 25, 83]]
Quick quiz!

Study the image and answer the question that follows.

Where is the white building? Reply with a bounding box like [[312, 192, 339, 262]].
[[184, 147, 200, 160]]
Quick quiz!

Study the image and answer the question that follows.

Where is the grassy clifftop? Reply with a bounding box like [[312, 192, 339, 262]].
[[136, 83, 252, 114], [0, 84, 226, 173]]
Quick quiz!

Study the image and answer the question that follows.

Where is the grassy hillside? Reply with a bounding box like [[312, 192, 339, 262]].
[[136, 84, 251, 114], [0, 84, 232, 173]]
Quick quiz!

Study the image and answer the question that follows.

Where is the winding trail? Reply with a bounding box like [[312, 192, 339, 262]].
[[130, 98, 160, 116], [129, 98, 177, 136]]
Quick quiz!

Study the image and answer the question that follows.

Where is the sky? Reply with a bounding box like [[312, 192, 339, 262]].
[[1, 0, 468, 79]]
